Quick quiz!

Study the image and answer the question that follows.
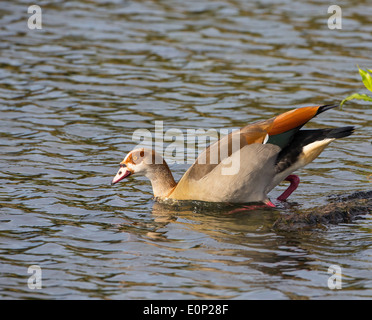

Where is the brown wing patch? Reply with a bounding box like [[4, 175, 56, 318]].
[[240, 119, 274, 144], [269, 106, 320, 136], [182, 106, 324, 181]]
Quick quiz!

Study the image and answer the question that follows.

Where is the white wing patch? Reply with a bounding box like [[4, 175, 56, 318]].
[[301, 138, 335, 165]]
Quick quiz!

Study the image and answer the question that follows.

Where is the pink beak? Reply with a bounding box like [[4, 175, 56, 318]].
[[111, 166, 131, 185]]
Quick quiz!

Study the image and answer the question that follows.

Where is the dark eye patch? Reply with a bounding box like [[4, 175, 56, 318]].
[[132, 151, 145, 164]]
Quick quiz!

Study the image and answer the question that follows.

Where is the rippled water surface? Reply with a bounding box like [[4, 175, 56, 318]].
[[1, 0, 371, 299]]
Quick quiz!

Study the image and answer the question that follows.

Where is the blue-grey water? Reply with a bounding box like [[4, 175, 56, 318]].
[[0, 0, 371, 299]]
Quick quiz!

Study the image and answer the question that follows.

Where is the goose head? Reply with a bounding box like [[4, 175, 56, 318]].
[[112, 148, 160, 184], [111, 148, 176, 198]]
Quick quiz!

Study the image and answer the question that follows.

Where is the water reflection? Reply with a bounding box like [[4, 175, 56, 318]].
[[1, 0, 371, 299], [111, 200, 326, 299]]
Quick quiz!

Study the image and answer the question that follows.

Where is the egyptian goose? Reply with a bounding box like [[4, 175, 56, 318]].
[[112, 105, 353, 206]]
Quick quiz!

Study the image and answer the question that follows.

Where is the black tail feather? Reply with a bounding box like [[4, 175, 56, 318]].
[[275, 126, 354, 173], [325, 126, 354, 139]]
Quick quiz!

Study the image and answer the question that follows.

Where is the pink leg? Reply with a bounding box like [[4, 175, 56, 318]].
[[226, 199, 276, 214], [264, 199, 276, 207], [277, 174, 300, 201]]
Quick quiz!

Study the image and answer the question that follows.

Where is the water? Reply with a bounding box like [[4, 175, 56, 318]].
[[0, 0, 371, 299]]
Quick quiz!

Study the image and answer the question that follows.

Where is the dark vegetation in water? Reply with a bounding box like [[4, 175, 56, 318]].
[[273, 191, 372, 231], [154, 191, 371, 232]]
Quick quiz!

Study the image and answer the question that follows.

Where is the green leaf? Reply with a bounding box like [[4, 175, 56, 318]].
[[358, 66, 372, 92], [340, 92, 372, 108]]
